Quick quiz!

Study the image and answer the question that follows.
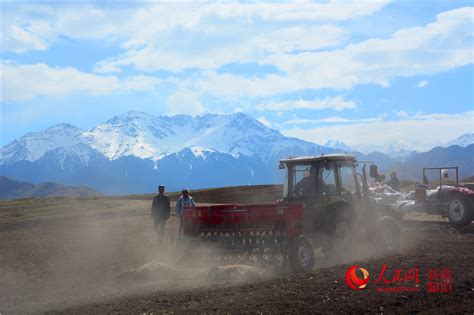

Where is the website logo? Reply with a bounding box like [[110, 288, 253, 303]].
[[343, 264, 452, 293], [345, 265, 370, 290]]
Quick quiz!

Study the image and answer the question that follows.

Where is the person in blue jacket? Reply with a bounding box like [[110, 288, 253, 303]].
[[175, 188, 196, 239]]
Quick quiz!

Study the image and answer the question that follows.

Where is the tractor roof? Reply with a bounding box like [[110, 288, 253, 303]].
[[280, 154, 356, 164]]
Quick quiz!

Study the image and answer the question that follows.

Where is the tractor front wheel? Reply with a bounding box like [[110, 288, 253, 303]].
[[288, 236, 315, 273]]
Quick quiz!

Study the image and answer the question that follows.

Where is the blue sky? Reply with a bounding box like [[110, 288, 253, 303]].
[[1, 1, 473, 152]]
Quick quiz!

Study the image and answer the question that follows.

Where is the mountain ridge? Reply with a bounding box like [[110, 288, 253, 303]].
[[0, 112, 336, 193], [0, 176, 101, 199], [1, 111, 331, 165], [446, 133, 474, 147], [1, 111, 472, 194]]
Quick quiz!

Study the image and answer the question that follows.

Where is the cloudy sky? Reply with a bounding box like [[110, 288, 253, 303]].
[[1, 1, 473, 152]]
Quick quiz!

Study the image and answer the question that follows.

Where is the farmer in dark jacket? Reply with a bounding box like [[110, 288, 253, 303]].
[[151, 185, 170, 241]]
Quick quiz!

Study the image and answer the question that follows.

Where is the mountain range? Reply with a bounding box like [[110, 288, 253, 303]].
[[1, 111, 472, 194], [0, 112, 334, 194], [1, 112, 328, 164], [324, 133, 474, 159], [0, 176, 100, 199], [324, 140, 420, 158]]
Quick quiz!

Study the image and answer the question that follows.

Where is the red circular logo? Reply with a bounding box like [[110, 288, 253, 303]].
[[345, 265, 370, 290]]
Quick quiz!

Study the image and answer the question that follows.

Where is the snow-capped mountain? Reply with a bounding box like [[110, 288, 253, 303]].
[[84, 111, 322, 161], [349, 132, 473, 157], [0, 123, 94, 164], [1, 111, 327, 165], [446, 133, 474, 147], [0, 111, 334, 193], [324, 140, 352, 152]]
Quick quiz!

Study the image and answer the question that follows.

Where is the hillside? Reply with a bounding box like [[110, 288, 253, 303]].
[[0, 176, 101, 199]]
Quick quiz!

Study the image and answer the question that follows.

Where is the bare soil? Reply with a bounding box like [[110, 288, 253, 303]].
[[0, 187, 472, 314]]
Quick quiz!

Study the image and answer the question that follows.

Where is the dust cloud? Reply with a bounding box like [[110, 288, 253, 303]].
[[0, 192, 406, 314], [0, 198, 197, 314], [0, 197, 276, 314]]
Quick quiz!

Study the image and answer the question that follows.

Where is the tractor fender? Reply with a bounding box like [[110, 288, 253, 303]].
[[444, 190, 473, 212], [318, 201, 356, 232], [326, 201, 355, 220], [446, 189, 474, 202]]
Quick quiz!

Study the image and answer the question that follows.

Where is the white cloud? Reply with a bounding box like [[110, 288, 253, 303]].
[[3, 2, 387, 53], [2, 62, 160, 101], [2, 4, 121, 53], [165, 89, 206, 116], [258, 96, 356, 112], [263, 7, 474, 88], [95, 24, 346, 73], [281, 116, 382, 125], [281, 110, 474, 152], [2, 3, 473, 119], [158, 7, 473, 101], [3, 25, 50, 53], [257, 116, 272, 128], [416, 80, 429, 88], [394, 110, 408, 118], [250, 25, 345, 53], [205, 1, 390, 22], [94, 60, 122, 74], [187, 72, 301, 99]]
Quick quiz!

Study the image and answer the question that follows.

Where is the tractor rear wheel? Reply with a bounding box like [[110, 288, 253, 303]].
[[288, 236, 315, 273], [447, 197, 472, 228]]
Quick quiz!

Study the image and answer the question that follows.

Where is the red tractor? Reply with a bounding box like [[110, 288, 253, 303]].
[[415, 167, 474, 227], [183, 154, 399, 273]]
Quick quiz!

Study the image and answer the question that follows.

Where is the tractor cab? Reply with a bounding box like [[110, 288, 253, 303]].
[[279, 154, 361, 203]]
